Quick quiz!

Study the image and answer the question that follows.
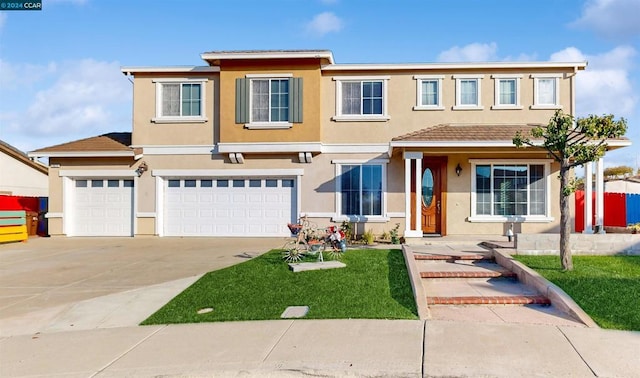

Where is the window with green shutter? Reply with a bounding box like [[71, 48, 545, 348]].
[[236, 77, 303, 127]]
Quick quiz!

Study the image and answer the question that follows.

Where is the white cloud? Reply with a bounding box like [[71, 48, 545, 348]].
[[305, 12, 343, 36], [550, 46, 637, 117], [437, 42, 498, 62], [0, 60, 57, 89], [3, 59, 131, 140], [571, 0, 640, 39]]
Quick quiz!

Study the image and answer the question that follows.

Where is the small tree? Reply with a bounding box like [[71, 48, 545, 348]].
[[513, 110, 627, 271], [603, 165, 633, 179]]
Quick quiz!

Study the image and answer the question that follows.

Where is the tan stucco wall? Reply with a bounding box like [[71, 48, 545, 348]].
[[130, 72, 219, 146], [321, 68, 576, 144], [218, 60, 323, 143], [136, 217, 155, 236], [443, 152, 562, 235]]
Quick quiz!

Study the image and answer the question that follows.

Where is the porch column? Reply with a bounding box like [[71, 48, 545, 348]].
[[583, 162, 593, 234], [404, 157, 411, 233], [415, 158, 422, 232], [595, 157, 605, 233], [403, 152, 423, 238]]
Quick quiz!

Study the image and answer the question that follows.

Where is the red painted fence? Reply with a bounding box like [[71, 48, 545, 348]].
[[0, 195, 46, 236], [0, 195, 39, 212], [575, 190, 628, 232]]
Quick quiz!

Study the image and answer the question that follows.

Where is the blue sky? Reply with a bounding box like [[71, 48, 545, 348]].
[[0, 0, 639, 170]]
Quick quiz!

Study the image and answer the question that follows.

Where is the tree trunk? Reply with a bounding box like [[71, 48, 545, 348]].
[[559, 161, 574, 271]]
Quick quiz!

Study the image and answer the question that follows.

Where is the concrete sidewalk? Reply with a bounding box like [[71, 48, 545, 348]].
[[1, 319, 639, 377]]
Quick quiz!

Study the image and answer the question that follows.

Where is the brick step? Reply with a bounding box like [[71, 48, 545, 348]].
[[413, 254, 492, 262], [420, 270, 517, 279], [427, 295, 551, 306]]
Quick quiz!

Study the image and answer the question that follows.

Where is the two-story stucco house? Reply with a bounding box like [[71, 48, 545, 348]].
[[29, 50, 630, 238]]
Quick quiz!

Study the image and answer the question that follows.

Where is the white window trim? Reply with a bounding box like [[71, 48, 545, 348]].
[[245, 73, 293, 78], [246, 76, 294, 129], [453, 74, 484, 110], [332, 76, 390, 122], [152, 78, 208, 123], [531, 74, 563, 110], [468, 159, 554, 223], [491, 74, 523, 110], [332, 159, 388, 221], [413, 75, 445, 110]]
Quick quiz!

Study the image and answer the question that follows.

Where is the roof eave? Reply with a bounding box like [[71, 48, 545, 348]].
[[200, 50, 335, 65], [121, 66, 219, 75], [323, 61, 588, 72], [28, 151, 135, 159]]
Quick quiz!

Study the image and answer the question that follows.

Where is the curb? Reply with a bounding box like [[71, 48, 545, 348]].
[[401, 244, 430, 320], [491, 248, 599, 328]]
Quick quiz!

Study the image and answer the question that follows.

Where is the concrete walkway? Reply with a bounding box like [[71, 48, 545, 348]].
[[1, 236, 639, 377], [2, 319, 639, 377]]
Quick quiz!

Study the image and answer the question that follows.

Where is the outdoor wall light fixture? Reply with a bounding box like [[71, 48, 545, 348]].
[[455, 163, 462, 176], [135, 161, 148, 177]]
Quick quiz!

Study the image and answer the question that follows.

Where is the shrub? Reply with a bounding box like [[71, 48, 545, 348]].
[[362, 229, 375, 245]]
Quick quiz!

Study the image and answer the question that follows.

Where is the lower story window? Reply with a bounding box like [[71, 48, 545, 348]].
[[340, 164, 383, 216], [474, 163, 547, 218]]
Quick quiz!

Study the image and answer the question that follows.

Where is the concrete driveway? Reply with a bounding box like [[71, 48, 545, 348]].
[[0, 236, 286, 336]]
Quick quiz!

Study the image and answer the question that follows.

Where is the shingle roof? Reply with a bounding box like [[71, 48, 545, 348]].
[[392, 124, 543, 142], [30, 132, 133, 153], [0, 139, 48, 174]]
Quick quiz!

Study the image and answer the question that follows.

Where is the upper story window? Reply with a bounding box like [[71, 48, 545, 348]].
[[453, 74, 484, 110], [152, 78, 208, 123], [469, 159, 552, 222], [252, 78, 289, 122], [332, 76, 390, 122], [413, 75, 444, 110], [236, 74, 303, 129], [531, 74, 562, 109], [492, 74, 523, 109]]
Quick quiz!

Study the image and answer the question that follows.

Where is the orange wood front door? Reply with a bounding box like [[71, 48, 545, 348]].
[[411, 157, 446, 235]]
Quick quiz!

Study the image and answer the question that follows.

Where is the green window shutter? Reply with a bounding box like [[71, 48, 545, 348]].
[[289, 77, 303, 123], [235, 78, 250, 124]]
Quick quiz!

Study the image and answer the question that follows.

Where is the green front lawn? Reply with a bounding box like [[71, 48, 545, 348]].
[[514, 255, 640, 331], [142, 249, 418, 325]]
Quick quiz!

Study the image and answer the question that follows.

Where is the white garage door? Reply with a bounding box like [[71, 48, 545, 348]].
[[72, 179, 134, 236], [164, 178, 296, 237]]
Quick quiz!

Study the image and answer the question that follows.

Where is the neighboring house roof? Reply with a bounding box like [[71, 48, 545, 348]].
[[28, 132, 137, 158], [0, 139, 48, 175], [605, 176, 640, 184]]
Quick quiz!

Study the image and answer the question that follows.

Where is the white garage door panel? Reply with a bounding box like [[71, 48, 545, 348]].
[[164, 178, 296, 237], [72, 179, 134, 236]]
